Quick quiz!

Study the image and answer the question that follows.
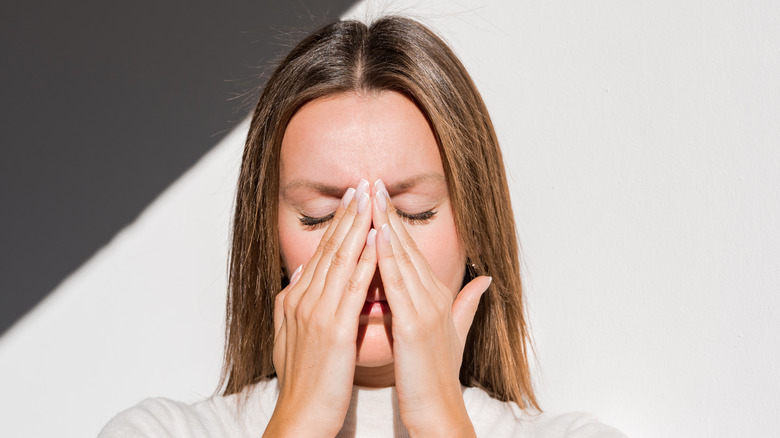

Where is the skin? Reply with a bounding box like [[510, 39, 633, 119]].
[[268, 91, 491, 437]]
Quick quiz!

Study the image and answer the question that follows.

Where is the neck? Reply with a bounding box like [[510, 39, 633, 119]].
[[353, 364, 395, 387]]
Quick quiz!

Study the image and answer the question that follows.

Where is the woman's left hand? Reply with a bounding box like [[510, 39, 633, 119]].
[[371, 180, 492, 437]]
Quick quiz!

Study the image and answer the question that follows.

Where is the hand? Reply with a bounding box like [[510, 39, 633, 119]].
[[371, 180, 491, 437], [265, 180, 377, 437]]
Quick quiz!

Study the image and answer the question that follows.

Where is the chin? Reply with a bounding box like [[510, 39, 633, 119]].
[[355, 322, 394, 366]]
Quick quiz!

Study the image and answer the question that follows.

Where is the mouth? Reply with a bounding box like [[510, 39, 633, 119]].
[[359, 272, 390, 323], [359, 300, 390, 323]]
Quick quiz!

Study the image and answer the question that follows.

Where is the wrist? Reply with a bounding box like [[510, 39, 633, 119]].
[[264, 401, 342, 438], [263, 414, 313, 437], [403, 396, 475, 438], [407, 413, 475, 438]]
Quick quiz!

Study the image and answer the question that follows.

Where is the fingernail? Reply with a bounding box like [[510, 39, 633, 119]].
[[341, 188, 356, 208], [381, 223, 391, 242], [367, 228, 377, 247], [374, 179, 388, 195], [355, 179, 369, 201], [481, 277, 492, 296], [376, 190, 387, 212], [290, 264, 303, 286], [357, 192, 369, 214]]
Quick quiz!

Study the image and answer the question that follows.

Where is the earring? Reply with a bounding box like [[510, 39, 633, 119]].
[[463, 259, 478, 286]]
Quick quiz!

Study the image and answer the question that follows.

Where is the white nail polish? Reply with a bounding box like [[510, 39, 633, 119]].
[[355, 179, 369, 201], [341, 188, 356, 208], [357, 192, 369, 214], [374, 179, 388, 195], [367, 228, 377, 247], [290, 264, 303, 286]]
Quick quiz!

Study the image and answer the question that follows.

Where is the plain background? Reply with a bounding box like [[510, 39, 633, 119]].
[[0, 0, 354, 335], [1, 1, 778, 437]]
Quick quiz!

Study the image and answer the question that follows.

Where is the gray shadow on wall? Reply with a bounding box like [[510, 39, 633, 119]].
[[0, 0, 358, 335]]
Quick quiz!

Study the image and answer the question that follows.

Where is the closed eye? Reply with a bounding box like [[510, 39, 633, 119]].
[[298, 209, 436, 231], [298, 212, 335, 230], [397, 209, 436, 225]]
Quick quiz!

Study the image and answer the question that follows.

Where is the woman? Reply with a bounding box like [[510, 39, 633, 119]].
[[101, 16, 624, 437]]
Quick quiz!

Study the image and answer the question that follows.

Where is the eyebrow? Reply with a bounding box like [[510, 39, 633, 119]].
[[281, 173, 446, 198], [387, 173, 446, 194], [281, 180, 345, 198]]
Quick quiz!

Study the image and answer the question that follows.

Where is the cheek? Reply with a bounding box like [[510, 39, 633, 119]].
[[406, 219, 465, 294], [278, 211, 324, 275]]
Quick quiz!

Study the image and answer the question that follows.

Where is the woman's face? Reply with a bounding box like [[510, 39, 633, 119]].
[[278, 91, 465, 372]]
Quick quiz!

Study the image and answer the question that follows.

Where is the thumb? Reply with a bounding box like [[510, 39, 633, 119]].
[[451, 276, 492, 342]]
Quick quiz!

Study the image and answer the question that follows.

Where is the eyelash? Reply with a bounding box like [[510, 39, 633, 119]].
[[399, 209, 437, 225], [299, 212, 335, 230], [298, 209, 437, 230]]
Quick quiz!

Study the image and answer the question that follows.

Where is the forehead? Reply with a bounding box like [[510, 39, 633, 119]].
[[279, 91, 443, 187]]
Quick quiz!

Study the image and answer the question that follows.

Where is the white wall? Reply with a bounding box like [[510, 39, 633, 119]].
[[1, 1, 778, 437], [0, 121, 245, 437], [354, 2, 778, 437]]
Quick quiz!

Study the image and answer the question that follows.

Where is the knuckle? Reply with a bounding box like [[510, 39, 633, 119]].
[[397, 251, 413, 266], [328, 325, 353, 345], [344, 199, 359, 216], [330, 250, 351, 269], [390, 274, 406, 291], [345, 278, 361, 295], [402, 236, 419, 252], [321, 237, 340, 255], [283, 296, 296, 318], [275, 292, 287, 312], [396, 319, 425, 340], [294, 302, 308, 321], [359, 250, 373, 263]]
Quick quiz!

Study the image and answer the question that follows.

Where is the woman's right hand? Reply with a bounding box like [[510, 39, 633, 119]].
[[264, 179, 377, 437]]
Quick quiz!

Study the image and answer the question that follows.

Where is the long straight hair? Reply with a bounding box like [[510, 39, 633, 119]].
[[221, 16, 539, 411]]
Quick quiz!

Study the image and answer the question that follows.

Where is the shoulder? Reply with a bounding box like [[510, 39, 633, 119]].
[[98, 379, 279, 438], [462, 386, 626, 438], [529, 411, 627, 438]]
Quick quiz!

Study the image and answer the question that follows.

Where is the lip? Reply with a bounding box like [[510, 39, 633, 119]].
[[359, 300, 390, 324]]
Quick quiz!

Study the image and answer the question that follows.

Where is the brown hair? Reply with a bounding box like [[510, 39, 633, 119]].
[[221, 16, 539, 411]]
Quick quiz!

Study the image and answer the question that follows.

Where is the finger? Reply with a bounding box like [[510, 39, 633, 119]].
[[286, 182, 363, 314], [451, 276, 492, 342], [375, 223, 416, 317], [274, 264, 302, 338], [318, 188, 372, 306], [373, 179, 436, 289], [273, 265, 302, 385], [373, 183, 436, 306], [292, 186, 356, 293], [335, 228, 378, 321], [383, 220, 431, 310], [306, 179, 369, 294], [273, 325, 286, 384]]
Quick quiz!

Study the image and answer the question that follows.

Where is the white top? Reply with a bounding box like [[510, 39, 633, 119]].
[[99, 379, 625, 437]]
